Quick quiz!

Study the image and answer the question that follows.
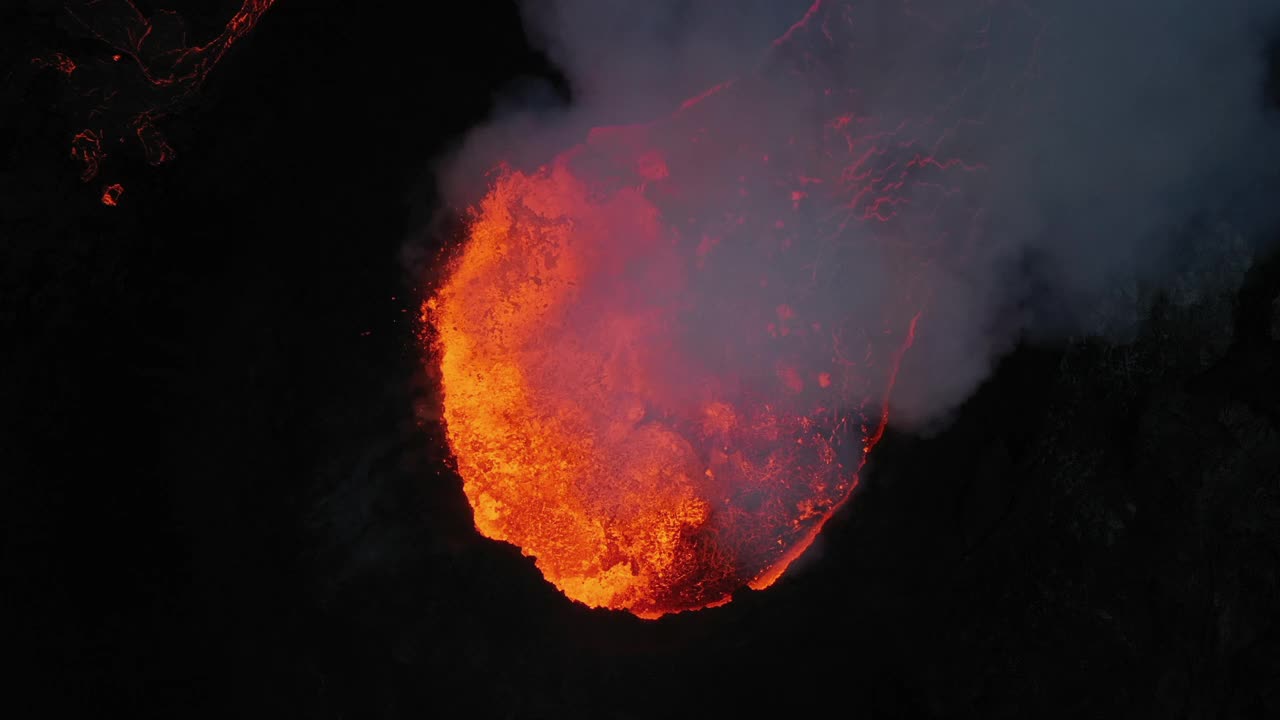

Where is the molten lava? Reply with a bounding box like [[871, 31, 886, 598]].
[[427, 0, 1022, 618]]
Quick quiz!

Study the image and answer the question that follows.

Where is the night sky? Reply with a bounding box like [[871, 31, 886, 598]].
[[4, 2, 1280, 718]]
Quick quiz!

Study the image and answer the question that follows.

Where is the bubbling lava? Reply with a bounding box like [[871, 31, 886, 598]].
[[426, 0, 1011, 618]]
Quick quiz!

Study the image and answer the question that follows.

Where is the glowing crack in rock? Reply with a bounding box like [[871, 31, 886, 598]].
[[33, 0, 277, 192]]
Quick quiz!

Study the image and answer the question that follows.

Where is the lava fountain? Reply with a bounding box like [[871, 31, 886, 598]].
[[426, 0, 1027, 618]]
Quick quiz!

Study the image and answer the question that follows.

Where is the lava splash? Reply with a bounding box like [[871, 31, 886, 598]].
[[426, 0, 1011, 618]]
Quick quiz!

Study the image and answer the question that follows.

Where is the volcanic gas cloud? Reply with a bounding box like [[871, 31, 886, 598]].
[[426, 0, 1011, 618], [426, 0, 1279, 618]]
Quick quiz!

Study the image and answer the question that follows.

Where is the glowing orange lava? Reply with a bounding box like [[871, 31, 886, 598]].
[[426, 0, 1010, 618], [100, 183, 124, 207], [427, 135, 921, 617]]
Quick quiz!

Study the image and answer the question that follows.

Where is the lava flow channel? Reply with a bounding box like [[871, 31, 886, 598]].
[[426, 0, 1006, 618]]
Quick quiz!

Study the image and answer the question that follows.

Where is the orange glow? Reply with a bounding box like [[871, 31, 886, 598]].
[[100, 183, 124, 206], [427, 131, 925, 617], [425, 0, 991, 619]]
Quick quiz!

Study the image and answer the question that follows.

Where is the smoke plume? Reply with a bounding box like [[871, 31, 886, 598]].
[[436, 0, 1280, 431], [421, 0, 1280, 614]]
